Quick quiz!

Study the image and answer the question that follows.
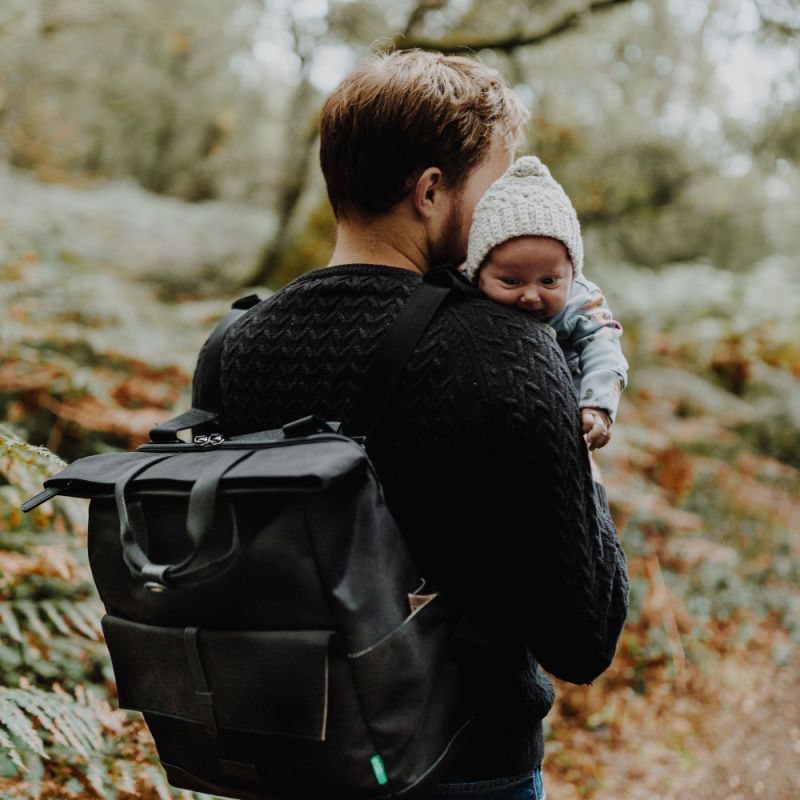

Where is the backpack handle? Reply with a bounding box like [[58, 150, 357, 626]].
[[115, 450, 252, 589]]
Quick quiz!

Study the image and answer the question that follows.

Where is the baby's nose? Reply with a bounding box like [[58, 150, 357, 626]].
[[520, 287, 539, 304]]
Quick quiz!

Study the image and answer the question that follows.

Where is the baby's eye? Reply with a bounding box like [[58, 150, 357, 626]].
[[540, 276, 560, 287], [499, 277, 521, 286]]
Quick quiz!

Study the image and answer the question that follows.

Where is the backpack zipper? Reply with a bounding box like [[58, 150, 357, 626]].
[[193, 433, 226, 446], [138, 433, 363, 453]]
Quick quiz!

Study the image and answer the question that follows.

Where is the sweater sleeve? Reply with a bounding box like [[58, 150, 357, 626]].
[[550, 276, 628, 422], [476, 315, 629, 685]]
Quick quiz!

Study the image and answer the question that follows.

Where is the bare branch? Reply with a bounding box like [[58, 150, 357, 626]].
[[402, 0, 450, 40], [760, 16, 800, 36], [753, 0, 800, 36], [393, 0, 635, 54]]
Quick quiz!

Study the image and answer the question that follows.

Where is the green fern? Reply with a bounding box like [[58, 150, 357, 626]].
[[0, 425, 87, 536], [0, 686, 216, 798], [0, 428, 218, 797], [0, 685, 125, 797], [0, 426, 66, 506], [0, 599, 102, 644]]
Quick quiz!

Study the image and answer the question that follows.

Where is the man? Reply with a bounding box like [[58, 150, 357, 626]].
[[221, 49, 628, 799]]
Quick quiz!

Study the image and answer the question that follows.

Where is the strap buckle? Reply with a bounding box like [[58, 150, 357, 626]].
[[282, 415, 337, 437]]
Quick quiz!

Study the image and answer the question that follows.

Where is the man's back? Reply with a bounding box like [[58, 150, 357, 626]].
[[220, 263, 628, 779]]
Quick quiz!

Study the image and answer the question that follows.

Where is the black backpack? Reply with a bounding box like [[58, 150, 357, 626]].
[[23, 269, 475, 800]]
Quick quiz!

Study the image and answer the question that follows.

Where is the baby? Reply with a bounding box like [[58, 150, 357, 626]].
[[463, 156, 628, 449]]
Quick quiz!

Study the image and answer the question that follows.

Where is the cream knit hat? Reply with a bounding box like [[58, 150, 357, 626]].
[[463, 155, 583, 281]]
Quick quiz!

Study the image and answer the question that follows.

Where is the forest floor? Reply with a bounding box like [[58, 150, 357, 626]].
[[1, 171, 799, 798], [665, 655, 799, 800], [545, 650, 800, 800]]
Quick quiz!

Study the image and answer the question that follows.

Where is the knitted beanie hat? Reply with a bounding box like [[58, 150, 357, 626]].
[[463, 155, 583, 281]]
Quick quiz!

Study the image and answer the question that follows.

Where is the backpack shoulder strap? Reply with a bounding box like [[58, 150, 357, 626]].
[[149, 294, 260, 443], [191, 293, 261, 413], [341, 267, 468, 438], [149, 266, 475, 443]]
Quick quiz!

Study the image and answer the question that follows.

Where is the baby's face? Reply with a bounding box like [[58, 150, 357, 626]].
[[477, 236, 572, 320]]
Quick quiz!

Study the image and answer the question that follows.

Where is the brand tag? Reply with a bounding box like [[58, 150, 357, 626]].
[[370, 754, 388, 786]]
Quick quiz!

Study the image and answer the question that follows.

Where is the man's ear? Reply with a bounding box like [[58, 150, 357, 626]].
[[412, 167, 444, 219]]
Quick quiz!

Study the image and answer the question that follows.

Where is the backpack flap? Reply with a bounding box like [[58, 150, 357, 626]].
[[102, 616, 333, 741], [25, 435, 367, 504], [26, 436, 368, 591]]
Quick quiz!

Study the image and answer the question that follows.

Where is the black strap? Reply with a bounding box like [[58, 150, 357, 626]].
[[149, 408, 219, 443], [183, 627, 218, 737], [341, 280, 450, 437], [150, 267, 474, 443], [192, 294, 261, 413], [341, 265, 477, 436], [148, 294, 261, 442], [21, 486, 61, 513], [115, 454, 174, 576]]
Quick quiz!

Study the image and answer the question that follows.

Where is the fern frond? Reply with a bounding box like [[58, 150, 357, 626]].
[[85, 754, 107, 797], [52, 699, 101, 755], [143, 763, 174, 800], [0, 598, 104, 675], [41, 687, 102, 754], [39, 600, 73, 636], [0, 692, 47, 757], [6, 598, 103, 646], [0, 428, 65, 496], [0, 724, 26, 772], [15, 600, 51, 642], [0, 426, 88, 536], [0, 602, 25, 644], [70, 684, 126, 735], [56, 599, 102, 640], [0, 687, 103, 764], [9, 689, 70, 750], [116, 759, 137, 794]]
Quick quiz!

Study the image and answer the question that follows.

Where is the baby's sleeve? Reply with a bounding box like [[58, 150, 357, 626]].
[[551, 276, 629, 422]]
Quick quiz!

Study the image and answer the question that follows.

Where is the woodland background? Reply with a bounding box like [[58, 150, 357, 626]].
[[1, 0, 799, 798]]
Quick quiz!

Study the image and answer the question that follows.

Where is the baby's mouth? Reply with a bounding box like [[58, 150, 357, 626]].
[[521, 304, 546, 318]]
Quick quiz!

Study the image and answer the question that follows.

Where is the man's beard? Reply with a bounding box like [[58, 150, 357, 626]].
[[430, 201, 467, 269]]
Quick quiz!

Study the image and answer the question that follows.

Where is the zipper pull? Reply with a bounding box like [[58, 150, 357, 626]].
[[193, 433, 226, 446]]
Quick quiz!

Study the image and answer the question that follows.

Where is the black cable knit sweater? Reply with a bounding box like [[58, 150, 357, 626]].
[[220, 264, 628, 780]]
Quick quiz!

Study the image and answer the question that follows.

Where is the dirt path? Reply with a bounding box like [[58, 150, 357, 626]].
[[545, 653, 800, 800], [663, 659, 800, 800]]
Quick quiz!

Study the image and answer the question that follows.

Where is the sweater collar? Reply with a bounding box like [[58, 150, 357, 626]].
[[293, 264, 424, 284]]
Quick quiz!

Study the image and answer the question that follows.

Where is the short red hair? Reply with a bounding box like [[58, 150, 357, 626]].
[[319, 49, 528, 220]]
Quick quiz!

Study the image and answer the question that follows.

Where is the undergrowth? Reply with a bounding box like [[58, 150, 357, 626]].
[[1, 249, 799, 798]]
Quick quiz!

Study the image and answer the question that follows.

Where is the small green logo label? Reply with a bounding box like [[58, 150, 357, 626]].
[[370, 754, 388, 786]]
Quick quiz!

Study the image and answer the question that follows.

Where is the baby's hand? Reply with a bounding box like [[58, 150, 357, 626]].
[[582, 408, 612, 450]]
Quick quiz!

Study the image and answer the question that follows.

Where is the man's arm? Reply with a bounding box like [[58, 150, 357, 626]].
[[481, 320, 629, 685]]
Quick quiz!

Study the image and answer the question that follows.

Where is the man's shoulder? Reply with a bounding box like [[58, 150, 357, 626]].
[[429, 294, 570, 412], [431, 295, 578, 436], [442, 293, 561, 357]]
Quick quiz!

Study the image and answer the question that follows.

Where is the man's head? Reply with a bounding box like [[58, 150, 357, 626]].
[[319, 49, 528, 266]]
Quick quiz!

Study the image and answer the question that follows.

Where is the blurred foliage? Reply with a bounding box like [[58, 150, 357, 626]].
[[1, 0, 798, 286], [269, 198, 336, 287], [0, 0, 284, 204], [754, 104, 800, 166], [1, 238, 799, 799], [0, 251, 200, 463], [0, 427, 218, 798], [1, 0, 799, 796]]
